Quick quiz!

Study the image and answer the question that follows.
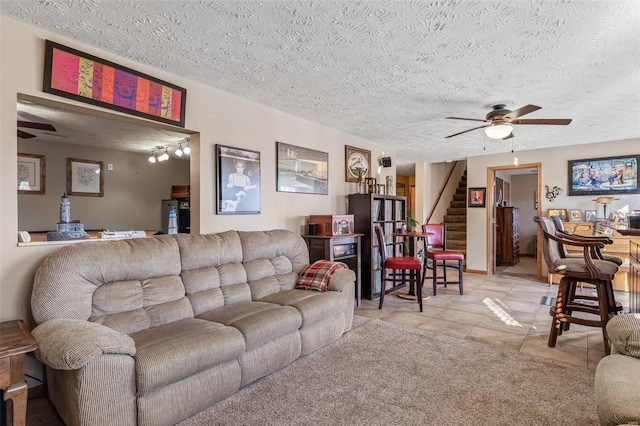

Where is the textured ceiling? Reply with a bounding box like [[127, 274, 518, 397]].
[[3, 0, 640, 172]]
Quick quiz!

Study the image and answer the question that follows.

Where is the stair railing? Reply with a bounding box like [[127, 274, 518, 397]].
[[425, 161, 459, 224]]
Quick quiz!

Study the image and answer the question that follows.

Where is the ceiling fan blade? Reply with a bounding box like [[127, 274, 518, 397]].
[[17, 129, 36, 139], [512, 118, 572, 125], [445, 124, 490, 138], [17, 120, 57, 132], [445, 116, 487, 123], [502, 105, 541, 120]]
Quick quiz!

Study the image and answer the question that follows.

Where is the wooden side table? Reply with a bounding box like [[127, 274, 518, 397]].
[[303, 234, 363, 306], [1, 320, 38, 426]]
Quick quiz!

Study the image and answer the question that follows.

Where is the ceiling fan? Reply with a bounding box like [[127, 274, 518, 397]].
[[445, 104, 572, 139], [17, 120, 57, 139]]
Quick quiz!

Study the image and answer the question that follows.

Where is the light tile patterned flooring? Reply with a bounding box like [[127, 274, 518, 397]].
[[355, 264, 630, 371]]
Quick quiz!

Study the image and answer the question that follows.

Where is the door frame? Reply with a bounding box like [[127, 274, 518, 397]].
[[486, 162, 543, 280]]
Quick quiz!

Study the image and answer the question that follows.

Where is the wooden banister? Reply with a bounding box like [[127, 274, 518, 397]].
[[426, 161, 458, 224]]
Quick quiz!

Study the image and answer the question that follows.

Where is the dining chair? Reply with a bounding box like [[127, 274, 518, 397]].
[[535, 216, 620, 354], [374, 226, 424, 312], [422, 223, 464, 296]]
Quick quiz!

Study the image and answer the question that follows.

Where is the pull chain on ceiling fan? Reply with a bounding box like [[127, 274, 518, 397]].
[[445, 104, 572, 139]]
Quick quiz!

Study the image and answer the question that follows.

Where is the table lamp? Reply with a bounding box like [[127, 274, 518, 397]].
[[594, 196, 616, 219]]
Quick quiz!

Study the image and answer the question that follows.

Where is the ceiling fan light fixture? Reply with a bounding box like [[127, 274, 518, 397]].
[[484, 123, 513, 139]]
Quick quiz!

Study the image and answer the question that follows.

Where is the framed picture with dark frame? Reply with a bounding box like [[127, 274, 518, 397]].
[[568, 154, 639, 196], [67, 158, 104, 197], [17, 153, 46, 195], [276, 142, 328, 195], [468, 187, 486, 208], [345, 145, 371, 183], [216, 144, 261, 214], [43, 40, 187, 127]]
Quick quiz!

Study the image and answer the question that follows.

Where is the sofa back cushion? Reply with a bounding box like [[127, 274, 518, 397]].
[[176, 230, 309, 315], [32, 236, 190, 334]]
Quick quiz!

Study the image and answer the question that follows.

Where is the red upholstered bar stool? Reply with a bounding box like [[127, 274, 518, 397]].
[[422, 223, 464, 296], [374, 226, 424, 312]]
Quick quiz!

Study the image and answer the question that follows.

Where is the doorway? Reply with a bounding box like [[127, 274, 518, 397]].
[[487, 163, 543, 281]]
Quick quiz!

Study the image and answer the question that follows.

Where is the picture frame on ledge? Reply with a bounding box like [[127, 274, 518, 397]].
[[276, 142, 328, 195], [584, 209, 597, 222], [67, 158, 104, 197], [547, 208, 568, 221], [568, 209, 583, 222], [17, 153, 46, 195], [216, 144, 261, 214], [468, 187, 486, 208]]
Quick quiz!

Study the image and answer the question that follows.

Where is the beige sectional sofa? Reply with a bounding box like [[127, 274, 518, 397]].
[[30, 230, 355, 426], [595, 313, 640, 426]]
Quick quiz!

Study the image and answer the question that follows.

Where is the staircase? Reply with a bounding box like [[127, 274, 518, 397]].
[[443, 170, 467, 258]]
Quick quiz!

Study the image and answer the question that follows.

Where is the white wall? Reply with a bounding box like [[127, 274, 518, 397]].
[[466, 139, 640, 272], [0, 18, 395, 324]]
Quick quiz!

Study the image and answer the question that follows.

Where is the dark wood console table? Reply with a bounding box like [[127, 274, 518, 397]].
[[303, 234, 363, 307], [1, 320, 38, 426]]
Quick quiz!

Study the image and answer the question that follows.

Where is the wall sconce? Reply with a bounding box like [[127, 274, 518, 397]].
[[545, 185, 562, 202]]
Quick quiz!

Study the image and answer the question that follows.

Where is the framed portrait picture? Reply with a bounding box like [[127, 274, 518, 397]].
[[568, 209, 583, 222], [468, 187, 486, 208], [216, 144, 261, 214], [17, 153, 46, 195], [43, 40, 186, 127], [67, 158, 103, 196], [276, 142, 328, 195], [584, 209, 597, 222], [547, 208, 568, 221], [345, 145, 371, 183]]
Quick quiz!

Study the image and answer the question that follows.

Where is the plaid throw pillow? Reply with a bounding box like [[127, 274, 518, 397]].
[[296, 260, 348, 292]]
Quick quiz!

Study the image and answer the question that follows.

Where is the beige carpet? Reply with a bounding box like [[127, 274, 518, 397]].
[[178, 316, 597, 425]]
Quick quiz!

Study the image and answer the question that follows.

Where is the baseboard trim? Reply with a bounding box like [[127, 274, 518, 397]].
[[465, 269, 487, 275]]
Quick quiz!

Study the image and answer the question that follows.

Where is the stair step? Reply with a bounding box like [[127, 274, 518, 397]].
[[446, 241, 467, 250], [452, 194, 466, 202], [447, 208, 467, 216], [445, 223, 466, 231], [444, 215, 466, 223], [450, 201, 466, 208], [455, 187, 466, 194], [447, 231, 467, 239]]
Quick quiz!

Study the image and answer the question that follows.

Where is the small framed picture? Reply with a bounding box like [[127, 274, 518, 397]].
[[67, 158, 104, 196], [585, 210, 597, 222], [468, 187, 486, 208], [547, 208, 569, 221], [568, 209, 583, 222], [17, 153, 46, 195]]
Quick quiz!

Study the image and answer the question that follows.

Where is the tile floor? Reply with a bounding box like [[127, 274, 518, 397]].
[[355, 262, 630, 371]]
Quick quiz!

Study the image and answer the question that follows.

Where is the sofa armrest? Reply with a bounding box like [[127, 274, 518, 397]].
[[606, 313, 640, 358], [328, 268, 356, 292], [32, 318, 136, 370]]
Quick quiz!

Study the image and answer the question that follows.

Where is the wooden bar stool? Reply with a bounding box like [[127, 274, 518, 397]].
[[535, 216, 620, 354], [422, 223, 464, 296]]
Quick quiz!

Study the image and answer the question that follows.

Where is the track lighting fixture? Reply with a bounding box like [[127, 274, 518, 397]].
[[148, 139, 190, 164]]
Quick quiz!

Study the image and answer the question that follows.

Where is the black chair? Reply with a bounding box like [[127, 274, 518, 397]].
[[374, 226, 424, 312], [535, 216, 620, 354]]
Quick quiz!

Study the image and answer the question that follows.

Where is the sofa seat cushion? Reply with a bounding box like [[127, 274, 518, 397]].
[[131, 318, 244, 394], [197, 302, 301, 351], [595, 353, 640, 426], [259, 289, 347, 327], [606, 313, 640, 357]]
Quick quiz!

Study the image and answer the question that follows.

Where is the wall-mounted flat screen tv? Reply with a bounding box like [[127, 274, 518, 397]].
[[568, 154, 639, 196]]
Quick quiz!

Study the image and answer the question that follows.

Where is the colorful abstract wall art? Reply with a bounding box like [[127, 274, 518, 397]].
[[43, 40, 186, 127]]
